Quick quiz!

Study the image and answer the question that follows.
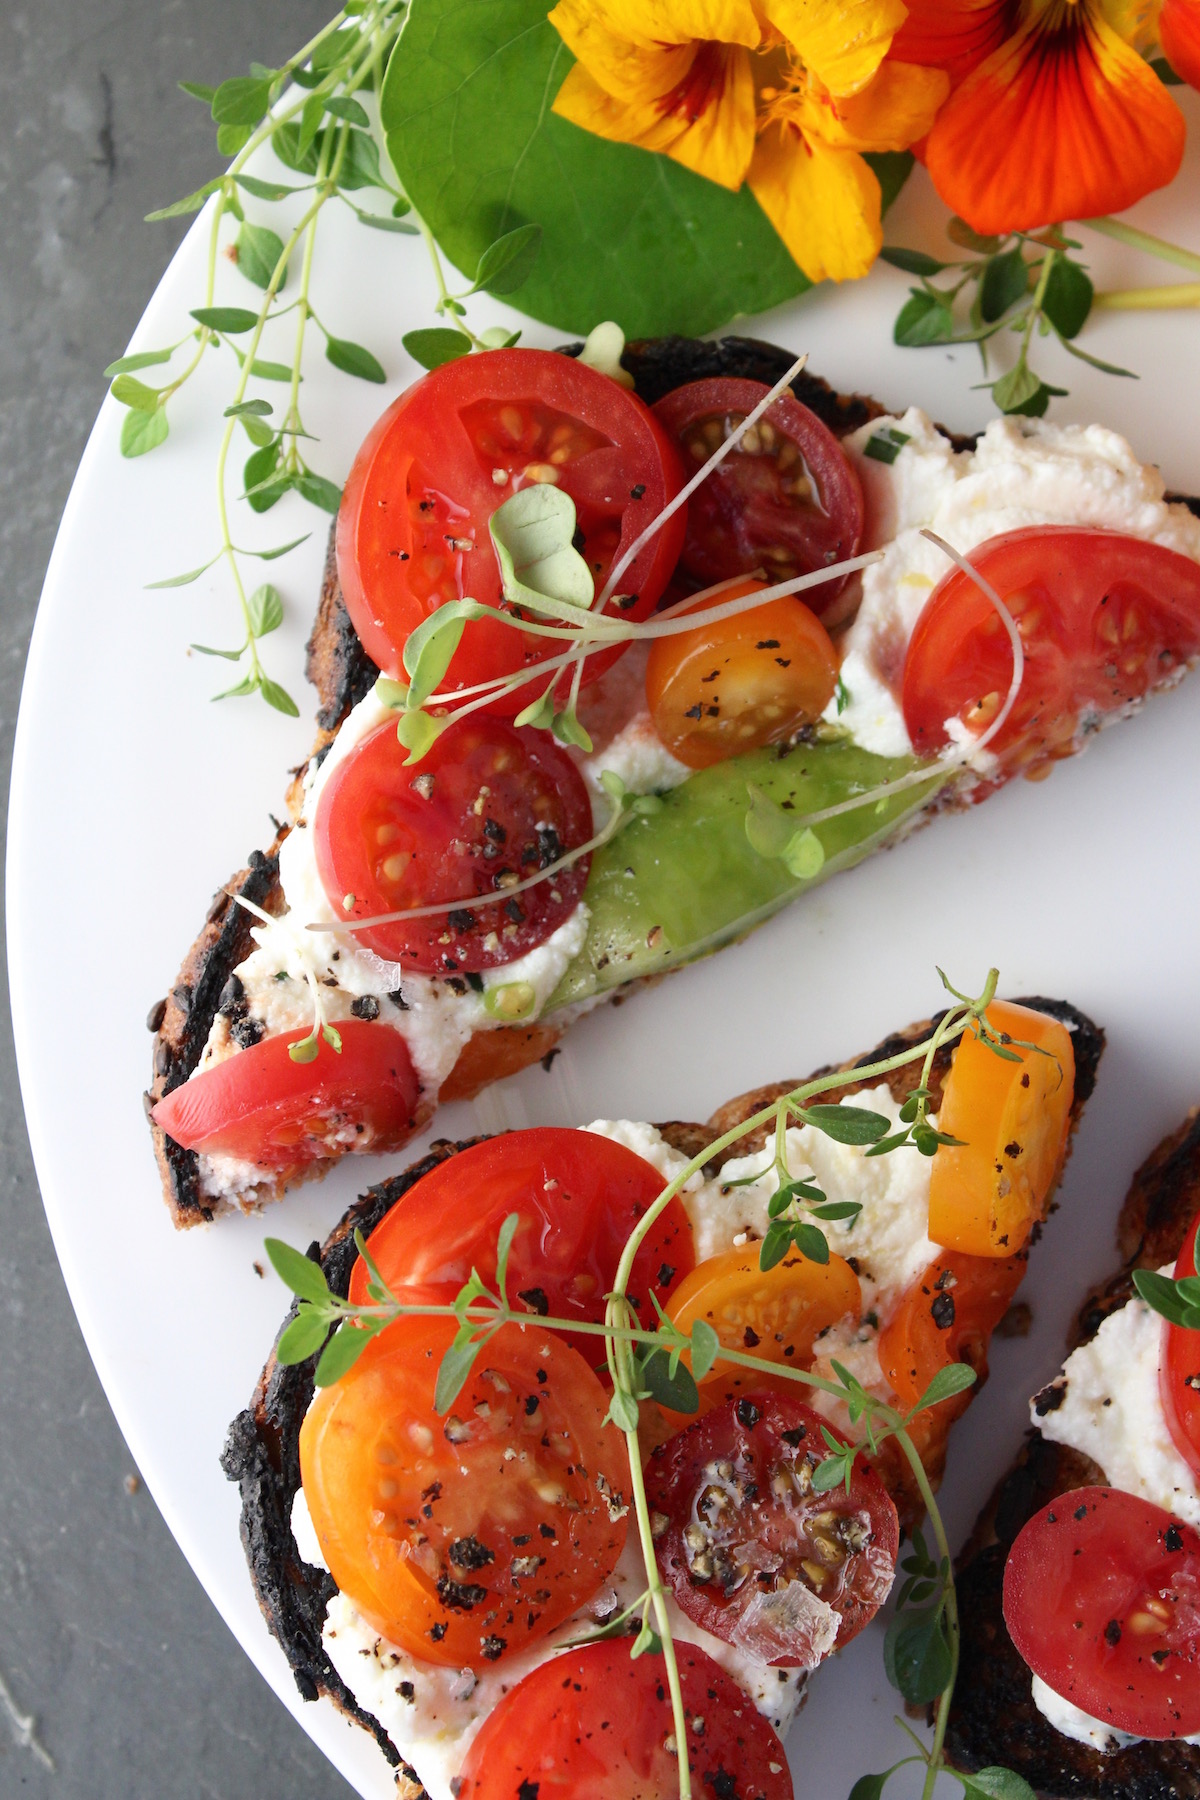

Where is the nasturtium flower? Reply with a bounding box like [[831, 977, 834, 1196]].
[[895, 0, 1188, 233], [1160, 0, 1200, 87], [548, 0, 948, 282]]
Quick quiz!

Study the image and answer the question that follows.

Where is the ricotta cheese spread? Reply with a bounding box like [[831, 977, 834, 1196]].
[[1027, 1271, 1200, 1750], [830, 410, 1200, 759]]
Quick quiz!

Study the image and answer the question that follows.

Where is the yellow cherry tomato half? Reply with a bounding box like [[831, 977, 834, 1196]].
[[665, 1243, 862, 1406], [644, 578, 839, 770], [927, 1000, 1076, 1259]]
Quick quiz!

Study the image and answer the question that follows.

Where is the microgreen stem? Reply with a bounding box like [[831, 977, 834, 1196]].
[[1083, 215, 1200, 275], [1093, 282, 1200, 310]]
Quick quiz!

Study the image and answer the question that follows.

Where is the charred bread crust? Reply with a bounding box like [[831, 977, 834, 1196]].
[[222, 1008, 1099, 1780], [947, 1107, 1200, 1798]]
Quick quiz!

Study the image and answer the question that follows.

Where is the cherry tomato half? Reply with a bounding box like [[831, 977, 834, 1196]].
[[337, 348, 686, 708], [455, 1638, 795, 1800], [645, 578, 839, 769], [902, 527, 1200, 785], [347, 1127, 694, 1366], [646, 1393, 898, 1667], [666, 1244, 861, 1413], [878, 1250, 1027, 1416], [313, 714, 593, 974], [300, 1316, 627, 1669], [151, 1023, 419, 1167], [652, 376, 863, 606], [927, 1000, 1076, 1258], [1160, 1209, 1200, 1483], [1004, 1487, 1200, 1739]]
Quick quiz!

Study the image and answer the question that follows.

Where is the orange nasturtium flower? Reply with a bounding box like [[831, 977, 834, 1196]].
[[547, 0, 949, 282], [893, 0, 1188, 234], [1160, 0, 1200, 87]]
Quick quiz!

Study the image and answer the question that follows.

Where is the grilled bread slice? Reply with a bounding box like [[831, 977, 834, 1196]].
[[947, 1108, 1200, 1798], [221, 996, 1102, 1792]]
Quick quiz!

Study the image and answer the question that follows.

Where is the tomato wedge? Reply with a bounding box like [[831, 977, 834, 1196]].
[[1160, 1209, 1200, 1483], [455, 1638, 795, 1799], [646, 1393, 898, 1667], [927, 1000, 1075, 1258], [151, 1023, 419, 1167], [665, 1243, 861, 1411], [902, 527, 1200, 785], [300, 1316, 627, 1669], [1004, 1487, 1200, 1739], [347, 1127, 694, 1365], [645, 577, 839, 769], [337, 348, 686, 708], [313, 713, 593, 974], [652, 376, 863, 606]]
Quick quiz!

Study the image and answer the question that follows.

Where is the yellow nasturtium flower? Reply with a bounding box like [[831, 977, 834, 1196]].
[[548, 0, 949, 282]]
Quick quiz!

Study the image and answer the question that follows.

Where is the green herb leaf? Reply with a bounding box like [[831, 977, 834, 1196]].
[[111, 374, 162, 413], [1042, 256, 1094, 339], [979, 246, 1029, 322], [402, 327, 472, 371], [1056, 336, 1136, 378], [809, 1200, 862, 1222], [782, 827, 825, 880], [913, 1363, 977, 1412], [337, 128, 385, 191], [434, 1325, 487, 1413], [265, 1237, 331, 1302], [607, 1387, 640, 1432], [514, 684, 557, 732], [1133, 1269, 1196, 1328], [104, 346, 176, 376], [253, 533, 310, 561], [793, 1222, 830, 1265], [990, 362, 1044, 414], [145, 555, 220, 589], [179, 80, 218, 103], [894, 290, 954, 347], [235, 221, 289, 291], [235, 173, 304, 202], [273, 120, 321, 174], [324, 95, 371, 127], [314, 1322, 374, 1387], [471, 223, 544, 296], [402, 604, 472, 707], [863, 427, 911, 466], [145, 178, 223, 222], [802, 1104, 891, 1146], [191, 305, 261, 334], [964, 1769, 1039, 1800], [225, 398, 273, 419], [813, 1452, 852, 1493], [287, 1031, 319, 1061], [325, 335, 386, 383], [884, 1604, 953, 1705], [216, 123, 253, 157], [247, 583, 284, 636], [848, 1774, 889, 1800], [260, 675, 300, 716], [353, 207, 420, 234], [311, 25, 359, 70], [638, 1346, 699, 1415], [190, 642, 244, 661], [759, 1222, 793, 1272], [294, 470, 342, 512], [244, 443, 289, 513], [494, 1212, 520, 1303], [120, 407, 169, 458], [947, 216, 1004, 253], [690, 1319, 720, 1383], [490, 483, 595, 622], [551, 706, 593, 751], [397, 708, 445, 763], [880, 246, 951, 276], [277, 1306, 332, 1365], [864, 1128, 913, 1158], [212, 76, 273, 126]]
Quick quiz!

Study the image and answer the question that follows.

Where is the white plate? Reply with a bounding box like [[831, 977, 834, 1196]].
[[10, 94, 1200, 1798]]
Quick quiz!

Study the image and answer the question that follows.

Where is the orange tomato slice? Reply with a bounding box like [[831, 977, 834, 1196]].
[[665, 1243, 861, 1409], [927, 1000, 1075, 1258]]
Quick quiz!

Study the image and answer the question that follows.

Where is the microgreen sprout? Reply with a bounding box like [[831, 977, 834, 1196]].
[[267, 963, 1038, 1800]]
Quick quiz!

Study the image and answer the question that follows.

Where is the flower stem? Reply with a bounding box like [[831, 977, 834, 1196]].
[[1083, 215, 1200, 275], [1094, 282, 1200, 310]]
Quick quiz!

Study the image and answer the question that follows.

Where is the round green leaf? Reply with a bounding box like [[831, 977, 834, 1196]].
[[381, 0, 812, 336], [120, 407, 169, 458], [325, 335, 387, 383], [1042, 256, 1094, 340], [402, 327, 472, 371]]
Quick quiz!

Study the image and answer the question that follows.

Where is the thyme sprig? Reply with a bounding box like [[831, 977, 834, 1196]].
[[267, 963, 1039, 1800]]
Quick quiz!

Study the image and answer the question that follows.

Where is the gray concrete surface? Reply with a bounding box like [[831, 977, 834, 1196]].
[[1, 5, 358, 1793]]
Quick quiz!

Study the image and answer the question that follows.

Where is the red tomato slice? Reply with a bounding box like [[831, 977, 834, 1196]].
[[902, 527, 1200, 785], [652, 377, 863, 608], [151, 1022, 419, 1166], [1161, 1209, 1200, 1482], [645, 1393, 898, 1667], [313, 714, 593, 974], [454, 1638, 795, 1799], [347, 1127, 694, 1365], [1004, 1486, 1200, 1739], [300, 1317, 628, 1669], [336, 348, 686, 709]]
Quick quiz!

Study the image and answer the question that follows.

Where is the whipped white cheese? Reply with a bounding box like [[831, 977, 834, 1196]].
[[1027, 1270, 1200, 1750], [831, 410, 1200, 758]]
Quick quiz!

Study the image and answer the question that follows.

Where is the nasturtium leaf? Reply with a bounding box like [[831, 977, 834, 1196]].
[[803, 1104, 891, 1145], [192, 306, 260, 333], [265, 1238, 332, 1302], [471, 223, 543, 296], [235, 221, 289, 291], [314, 1322, 373, 1387], [490, 483, 595, 620], [325, 335, 386, 382], [380, 0, 814, 335], [1042, 256, 1094, 339], [120, 407, 169, 458], [248, 583, 284, 636], [260, 675, 300, 717], [402, 327, 472, 371], [913, 1362, 977, 1413], [894, 289, 954, 347], [277, 1307, 332, 1365], [979, 247, 1029, 322], [211, 76, 273, 126]]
